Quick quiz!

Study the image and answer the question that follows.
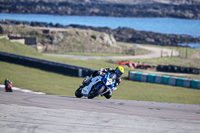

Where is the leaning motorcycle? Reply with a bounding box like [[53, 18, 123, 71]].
[[75, 72, 116, 99], [5, 82, 12, 92]]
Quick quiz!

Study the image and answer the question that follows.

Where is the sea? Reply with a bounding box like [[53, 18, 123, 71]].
[[0, 13, 200, 49]]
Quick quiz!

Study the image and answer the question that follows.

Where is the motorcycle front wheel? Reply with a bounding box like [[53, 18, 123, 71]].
[[75, 88, 83, 98], [88, 85, 104, 99]]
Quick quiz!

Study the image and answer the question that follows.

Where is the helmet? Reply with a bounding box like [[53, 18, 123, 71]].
[[115, 66, 124, 77]]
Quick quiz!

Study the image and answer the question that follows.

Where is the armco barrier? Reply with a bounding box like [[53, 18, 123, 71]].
[[135, 72, 142, 81], [168, 77, 177, 86], [147, 74, 156, 83], [129, 71, 136, 80], [198, 81, 200, 89], [155, 75, 162, 84], [191, 80, 198, 89], [183, 79, 191, 88], [141, 73, 147, 82], [0, 51, 94, 77], [129, 71, 200, 90], [176, 78, 184, 87], [161, 75, 170, 85]]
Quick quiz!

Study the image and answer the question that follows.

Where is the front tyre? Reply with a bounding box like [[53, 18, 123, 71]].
[[88, 85, 104, 99], [75, 88, 83, 98], [104, 91, 112, 99]]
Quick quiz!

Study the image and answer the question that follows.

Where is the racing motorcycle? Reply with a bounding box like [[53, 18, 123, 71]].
[[75, 72, 117, 99], [5, 82, 12, 92]]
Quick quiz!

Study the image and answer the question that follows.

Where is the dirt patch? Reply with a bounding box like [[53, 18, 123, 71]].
[[189, 52, 200, 59]]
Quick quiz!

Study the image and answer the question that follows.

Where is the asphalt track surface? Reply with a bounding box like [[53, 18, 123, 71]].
[[0, 87, 200, 133], [44, 45, 179, 60]]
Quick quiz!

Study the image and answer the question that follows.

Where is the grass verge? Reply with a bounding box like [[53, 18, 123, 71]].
[[0, 38, 200, 104], [133, 44, 200, 69], [0, 61, 200, 104]]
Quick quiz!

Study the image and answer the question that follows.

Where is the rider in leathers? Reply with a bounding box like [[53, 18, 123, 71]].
[[83, 66, 124, 99]]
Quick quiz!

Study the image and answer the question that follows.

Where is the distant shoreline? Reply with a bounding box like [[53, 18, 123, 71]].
[[1, 19, 200, 48], [1, 0, 200, 19], [1, 13, 200, 37]]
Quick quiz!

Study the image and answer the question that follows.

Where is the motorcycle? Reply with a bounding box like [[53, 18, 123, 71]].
[[5, 82, 12, 92], [75, 72, 117, 99]]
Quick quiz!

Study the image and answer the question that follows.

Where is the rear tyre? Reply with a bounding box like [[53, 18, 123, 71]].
[[75, 88, 83, 98], [88, 85, 104, 99], [9, 87, 12, 92]]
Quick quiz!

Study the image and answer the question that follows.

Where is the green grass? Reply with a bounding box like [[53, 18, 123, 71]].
[[0, 38, 200, 104], [117, 42, 151, 55], [1, 61, 200, 104], [2, 38, 198, 69], [46, 52, 128, 57], [0, 61, 81, 95], [134, 44, 200, 68], [131, 57, 200, 69], [114, 78, 200, 104], [0, 38, 42, 57], [144, 44, 200, 58], [43, 42, 151, 56]]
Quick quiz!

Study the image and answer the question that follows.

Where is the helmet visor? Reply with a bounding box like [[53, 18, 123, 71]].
[[116, 69, 123, 77]]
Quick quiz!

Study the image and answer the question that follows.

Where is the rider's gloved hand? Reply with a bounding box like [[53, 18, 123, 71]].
[[104, 68, 111, 72]]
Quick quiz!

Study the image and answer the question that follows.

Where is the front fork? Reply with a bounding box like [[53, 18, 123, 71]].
[[100, 86, 111, 96]]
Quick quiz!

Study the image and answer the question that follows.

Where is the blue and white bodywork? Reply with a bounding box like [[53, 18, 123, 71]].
[[81, 72, 116, 98]]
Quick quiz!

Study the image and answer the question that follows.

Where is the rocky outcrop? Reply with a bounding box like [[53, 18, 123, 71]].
[[1, 0, 200, 19], [44, 29, 117, 52], [1, 19, 199, 47], [0, 21, 118, 53], [112, 27, 200, 46]]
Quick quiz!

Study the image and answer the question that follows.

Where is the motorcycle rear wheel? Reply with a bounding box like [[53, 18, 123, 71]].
[[75, 88, 83, 98], [88, 85, 104, 99]]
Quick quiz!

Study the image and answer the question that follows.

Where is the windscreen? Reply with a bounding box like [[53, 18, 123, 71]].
[[109, 73, 117, 81]]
